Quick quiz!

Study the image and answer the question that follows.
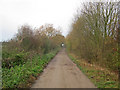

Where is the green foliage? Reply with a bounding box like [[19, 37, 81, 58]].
[[66, 2, 118, 71], [2, 23, 62, 88], [2, 51, 57, 88], [69, 54, 119, 88], [2, 24, 64, 68], [66, 2, 119, 88], [2, 52, 10, 59], [2, 51, 28, 68]]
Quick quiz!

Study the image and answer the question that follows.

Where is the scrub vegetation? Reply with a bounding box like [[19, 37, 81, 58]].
[[1, 1, 120, 89], [2, 24, 65, 88], [66, 2, 120, 88]]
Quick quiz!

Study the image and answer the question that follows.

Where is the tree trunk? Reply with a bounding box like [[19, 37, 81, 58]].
[[118, 2, 120, 88]]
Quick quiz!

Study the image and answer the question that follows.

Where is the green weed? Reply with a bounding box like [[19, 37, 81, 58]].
[[2, 50, 58, 88], [69, 54, 118, 88]]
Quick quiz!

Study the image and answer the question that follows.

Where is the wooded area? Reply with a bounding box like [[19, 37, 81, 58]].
[[1, 1, 120, 89], [2, 24, 65, 88], [3, 24, 65, 68], [66, 1, 119, 81]]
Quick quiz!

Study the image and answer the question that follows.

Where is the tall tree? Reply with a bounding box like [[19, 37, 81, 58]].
[[117, 1, 120, 88]]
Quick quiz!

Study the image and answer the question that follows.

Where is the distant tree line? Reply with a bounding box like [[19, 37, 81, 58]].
[[9, 24, 65, 54], [2, 24, 65, 68]]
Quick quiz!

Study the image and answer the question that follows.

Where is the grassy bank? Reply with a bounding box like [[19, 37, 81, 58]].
[[68, 53, 118, 88], [2, 49, 59, 88]]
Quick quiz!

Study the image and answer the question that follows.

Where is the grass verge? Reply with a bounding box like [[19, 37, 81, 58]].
[[2, 49, 59, 88], [68, 53, 118, 88]]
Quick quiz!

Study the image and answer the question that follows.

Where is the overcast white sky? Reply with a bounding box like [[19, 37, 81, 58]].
[[0, 0, 119, 41], [0, 0, 85, 41]]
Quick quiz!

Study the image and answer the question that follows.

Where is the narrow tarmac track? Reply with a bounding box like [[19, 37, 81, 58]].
[[32, 48, 96, 88]]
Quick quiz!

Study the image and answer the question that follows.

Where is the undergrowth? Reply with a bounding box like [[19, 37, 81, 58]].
[[2, 50, 58, 88], [68, 53, 119, 88]]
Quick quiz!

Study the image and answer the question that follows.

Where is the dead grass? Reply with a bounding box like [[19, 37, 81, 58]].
[[69, 53, 119, 88]]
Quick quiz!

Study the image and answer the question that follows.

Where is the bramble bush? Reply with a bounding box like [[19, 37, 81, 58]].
[[2, 24, 64, 88], [2, 50, 58, 88]]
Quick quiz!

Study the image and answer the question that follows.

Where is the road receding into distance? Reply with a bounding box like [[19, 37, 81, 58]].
[[32, 49, 96, 88]]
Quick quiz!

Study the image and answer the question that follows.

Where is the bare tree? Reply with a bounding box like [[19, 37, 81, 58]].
[[117, 1, 120, 88]]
